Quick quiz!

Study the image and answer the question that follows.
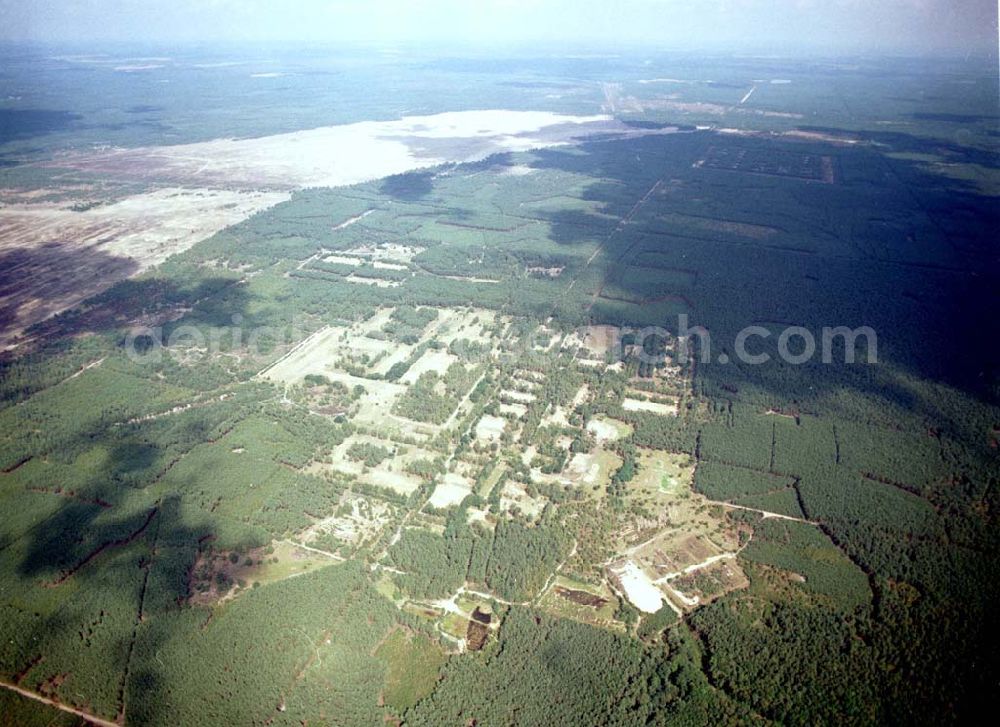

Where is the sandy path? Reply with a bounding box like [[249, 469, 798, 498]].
[[720, 502, 812, 524], [584, 178, 664, 310], [280, 539, 345, 561], [255, 325, 329, 379], [0, 680, 119, 727], [654, 552, 736, 583], [531, 538, 578, 606], [458, 586, 529, 608], [440, 370, 488, 432]]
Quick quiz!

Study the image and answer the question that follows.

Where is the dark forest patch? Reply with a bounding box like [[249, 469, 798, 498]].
[[0, 109, 82, 143]]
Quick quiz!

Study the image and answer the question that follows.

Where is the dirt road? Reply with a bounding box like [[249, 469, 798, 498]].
[[0, 679, 119, 727]]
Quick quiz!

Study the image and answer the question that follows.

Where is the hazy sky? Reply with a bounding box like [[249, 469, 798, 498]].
[[0, 0, 996, 56]]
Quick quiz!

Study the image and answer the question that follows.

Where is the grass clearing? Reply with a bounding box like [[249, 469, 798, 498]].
[[538, 575, 621, 627], [330, 374, 407, 428], [299, 493, 395, 550], [345, 274, 400, 287], [477, 463, 506, 497], [634, 450, 695, 496], [375, 627, 446, 713], [440, 612, 469, 641], [323, 254, 363, 265], [578, 325, 620, 357], [500, 481, 546, 519], [189, 540, 340, 605], [570, 449, 622, 492], [499, 402, 528, 418], [614, 451, 745, 609], [365, 468, 424, 497], [502, 389, 536, 404], [669, 558, 750, 606]]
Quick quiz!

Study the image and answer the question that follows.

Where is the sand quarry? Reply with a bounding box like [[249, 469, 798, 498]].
[[1, 110, 653, 347]]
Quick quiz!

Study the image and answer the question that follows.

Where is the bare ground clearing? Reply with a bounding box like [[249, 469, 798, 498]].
[[0, 187, 286, 347], [46, 110, 628, 189], [3, 111, 654, 346]]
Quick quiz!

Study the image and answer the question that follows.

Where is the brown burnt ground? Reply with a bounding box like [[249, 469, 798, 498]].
[[465, 620, 489, 651], [554, 586, 608, 609]]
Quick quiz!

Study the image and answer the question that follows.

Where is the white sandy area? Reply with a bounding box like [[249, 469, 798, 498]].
[[503, 390, 536, 404], [502, 164, 537, 176], [59, 110, 618, 190], [498, 402, 527, 418], [345, 275, 399, 287], [566, 453, 600, 485], [637, 78, 703, 85], [0, 187, 288, 271], [611, 561, 664, 613], [323, 254, 363, 266], [475, 414, 507, 442], [622, 398, 678, 416], [401, 349, 457, 384], [1, 110, 647, 346], [429, 474, 474, 508], [586, 417, 623, 443], [115, 64, 165, 72]]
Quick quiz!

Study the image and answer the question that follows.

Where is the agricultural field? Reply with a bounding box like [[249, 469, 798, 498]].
[[0, 43, 996, 727]]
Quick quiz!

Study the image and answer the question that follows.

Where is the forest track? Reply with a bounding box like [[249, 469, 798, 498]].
[[440, 370, 488, 433], [49, 507, 159, 587], [116, 505, 162, 724], [531, 538, 578, 606], [254, 325, 328, 379], [0, 679, 119, 727], [280, 539, 345, 561], [66, 357, 106, 382], [542, 177, 663, 324], [653, 552, 736, 583], [719, 502, 811, 524], [585, 179, 664, 311], [458, 586, 529, 607]]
